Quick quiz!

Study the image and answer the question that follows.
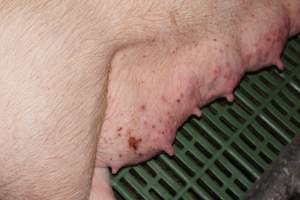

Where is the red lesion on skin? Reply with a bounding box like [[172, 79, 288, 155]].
[[245, 53, 252, 63], [117, 127, 123, 132], [176, 99, 181, 103], [128, 137, 142, 151], [140, 104, 146, 111]]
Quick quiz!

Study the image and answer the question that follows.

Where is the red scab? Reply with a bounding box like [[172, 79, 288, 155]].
[[117, 127, 123, 132], [266, 37, 271, 42], [161, 131, 165, 135], [140, 104, 146, 111], [176, 99, 181, 103], [128, 137, 142, 151]]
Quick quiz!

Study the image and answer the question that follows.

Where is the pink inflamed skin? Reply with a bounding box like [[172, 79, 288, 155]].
[[0, 0, 299, 200], [96, 0, 300, 199]]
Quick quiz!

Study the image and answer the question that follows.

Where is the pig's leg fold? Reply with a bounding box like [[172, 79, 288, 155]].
[[89, 168, 115, 200]]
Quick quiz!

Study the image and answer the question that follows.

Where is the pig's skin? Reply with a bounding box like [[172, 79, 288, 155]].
[[96, 0, 300, 174], [0, 1, 299, 200]]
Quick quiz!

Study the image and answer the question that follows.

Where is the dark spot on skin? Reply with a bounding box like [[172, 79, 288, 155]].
[[117, 127, 123, 132], [213, 38, 217, 42], [119, 154, 123, 158], [161, 131, 165, 135], [176, 99, 181, 103], [152, 125, 156, 129], [110, 158, 112, 161], [128, 137, 142, 151], [142, 55, 147, 58], [140, 104, 146, 111], [118, 133, 121, 137], [138, 153, 143, 157]]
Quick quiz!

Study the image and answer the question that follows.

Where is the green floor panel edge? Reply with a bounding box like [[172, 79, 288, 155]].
[[112, 35, 300, 200]]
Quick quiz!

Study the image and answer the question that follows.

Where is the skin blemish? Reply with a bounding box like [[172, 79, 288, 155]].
[[161, 95, 167, 103], [169, 11, 178, 27], [119, 154, 123, 158], [138, 153, 143, 157], [128, 137, 142, 151], [152, 125, 156, 129], [117, 127, 123, 132], [118, 133, 121, 137], [176, 99, 181, 103], [140, 104, 146, 111], [213, 38, 217, 42]]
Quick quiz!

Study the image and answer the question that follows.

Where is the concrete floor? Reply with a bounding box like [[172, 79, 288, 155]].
[[246, 134, 300, 200]]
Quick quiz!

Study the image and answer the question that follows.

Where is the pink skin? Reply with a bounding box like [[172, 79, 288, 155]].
[[0, 0, 299, 200], [96, 0, 300, 176]]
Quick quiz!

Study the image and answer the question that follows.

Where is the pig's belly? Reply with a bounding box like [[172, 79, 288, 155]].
[[96, 0, 296, 173]]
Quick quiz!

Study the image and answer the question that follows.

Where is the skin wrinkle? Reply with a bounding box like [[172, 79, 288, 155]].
[[0, 0, 116, 199]]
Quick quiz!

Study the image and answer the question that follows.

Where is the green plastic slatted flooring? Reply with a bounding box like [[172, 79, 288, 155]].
[[112, 35, 300, 200]]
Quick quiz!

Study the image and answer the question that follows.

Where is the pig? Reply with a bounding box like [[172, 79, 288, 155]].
[[0, 0, 299, 200]]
